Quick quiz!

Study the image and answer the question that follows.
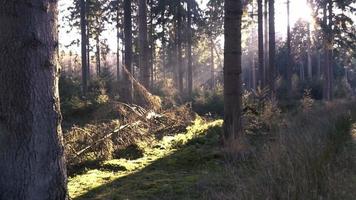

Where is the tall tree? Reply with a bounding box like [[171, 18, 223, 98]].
[[138, 0, 150, 89], [123, 0, 133, 103], [177, 0, 184, 94], [223, 0, 243, 140], [324, 0, 333, 100], [187, 0, 193, 97], [286, 0, 292, 98], [268, 0, 276, 96], [263, 0, 268, 86], [257, 0, 264, 88], [0, 0, 67, 199], [80, 0, 88, 96]]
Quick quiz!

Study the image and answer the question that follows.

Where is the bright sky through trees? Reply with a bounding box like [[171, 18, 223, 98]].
[[59, 0, 313, 53]]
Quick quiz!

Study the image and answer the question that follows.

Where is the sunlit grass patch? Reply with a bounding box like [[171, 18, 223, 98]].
[[68, 117, 223, 199]]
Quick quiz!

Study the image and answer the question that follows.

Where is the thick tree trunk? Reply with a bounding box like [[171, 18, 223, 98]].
[[257, 0, 264, 88], [187, 0, 193, 97], [80, 0, 88, 96], [268, 0, 276, 96], [223, 0, 243, 140], [138, 0, 150, 89], [0, 1, 67, 199], [123, 0, 133, 103]]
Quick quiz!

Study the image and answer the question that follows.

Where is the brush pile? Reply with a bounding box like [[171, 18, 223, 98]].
[[64, 102, 196, 168]]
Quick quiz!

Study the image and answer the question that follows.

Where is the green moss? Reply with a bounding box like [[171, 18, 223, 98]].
[[69, 118, 223, 200]]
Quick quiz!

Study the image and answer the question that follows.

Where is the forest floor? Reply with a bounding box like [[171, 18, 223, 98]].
[[68, 118, 225, 200], [67, 101, 356, 200]]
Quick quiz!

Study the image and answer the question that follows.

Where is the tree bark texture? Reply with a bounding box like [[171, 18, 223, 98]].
[[223, 0, 243, 140], [0, 1, 68, 199]]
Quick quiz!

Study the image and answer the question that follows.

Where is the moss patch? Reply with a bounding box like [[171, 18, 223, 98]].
[[68, 118, 223, 199]]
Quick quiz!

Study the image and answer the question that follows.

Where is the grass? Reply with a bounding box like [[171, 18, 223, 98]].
[[68, 118, 224, 200], [68, 101, 356, 200]]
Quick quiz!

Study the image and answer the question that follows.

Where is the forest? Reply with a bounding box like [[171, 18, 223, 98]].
[[0, 0, 355, 199]]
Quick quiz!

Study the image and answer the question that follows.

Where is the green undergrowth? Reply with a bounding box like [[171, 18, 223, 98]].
[[68, 118, 224, 200]]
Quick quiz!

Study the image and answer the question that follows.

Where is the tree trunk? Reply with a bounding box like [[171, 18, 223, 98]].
[[210, 39, 215, 90], [86, 0, 90, 80], [257, 0, 264, 88], [117, 7, 121, 82], [0, 1, 68, 199], [80, 0, 88, 96], [268, 0, 276, 96], [223, 0, 243, 140], [264, 0, 269, 88], [286, 0, 292, 98], [177, 1, 184, 94], [123, 0, 133, 103], [187, 0, 193, 97], [323, 1, 333, 101], [307, 22, 312, 80], [95, 35, 101, 76], [138, 0, 150, 89]]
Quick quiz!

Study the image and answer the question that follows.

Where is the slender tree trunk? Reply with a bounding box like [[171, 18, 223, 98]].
[[317, 50, 321, 78], [210, 39, 215, 90], [223, 0, 243, 140], [307, 22, 312, 80], [323, 1, 333, 100], [117, 8, 121, 82], [123, 0, 133, 103], [138, 0, 150, 89], [80, 0, 88, 96], [0, 1, 67, 199], [95, 35, 101, 76], [149, 3, 155, 89], [286, 0, 292, 98], [257, 0, 264, 88], [161, 6, 166, 81], [187, 0, 193, 97], [177, 1, 184, 94], [268, 0, 276, 96], [300, 61, 305, 82], [264, 0, 269, 87], [86, 0, 90, 79]]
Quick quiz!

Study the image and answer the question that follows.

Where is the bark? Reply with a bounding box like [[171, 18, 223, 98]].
[[257, 0, 264, 88], [123, 0, 133, 103], [80, 0, 88, 96], [0, 1, 67, 199], [223, 0, 243, 140], [187, 0, 193, 97], [138, 0, 150, 89], [268, 0, 276, 96]]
